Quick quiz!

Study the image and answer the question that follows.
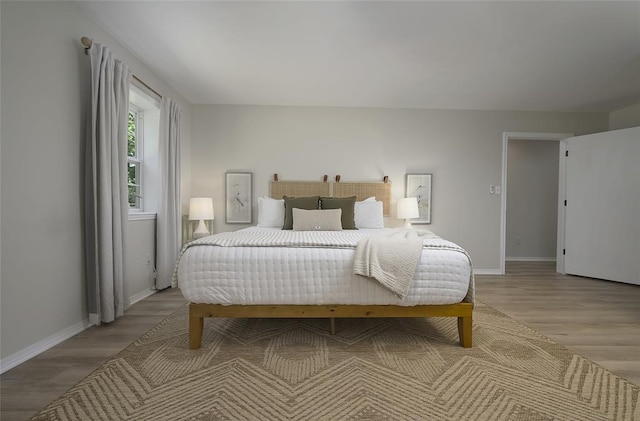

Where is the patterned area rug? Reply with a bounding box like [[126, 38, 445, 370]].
[[32, 302, 639, 420]]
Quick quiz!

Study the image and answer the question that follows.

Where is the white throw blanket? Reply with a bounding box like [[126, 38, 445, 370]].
[[353, 229, 437, 298]]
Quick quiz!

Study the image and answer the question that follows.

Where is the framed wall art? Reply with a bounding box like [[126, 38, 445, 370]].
[[405, 173, 432, 224], [225, 172, 252, 224]]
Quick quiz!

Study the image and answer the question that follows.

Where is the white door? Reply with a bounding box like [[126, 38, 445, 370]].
[[564, 127, 640, 285]]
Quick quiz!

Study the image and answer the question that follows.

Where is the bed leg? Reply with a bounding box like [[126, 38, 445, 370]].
[[330, 318, 336, 335], [457, 315, 472, 348], [189, 313, 204, 350]]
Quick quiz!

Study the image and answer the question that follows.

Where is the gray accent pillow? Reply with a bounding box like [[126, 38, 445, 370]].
[[282, 196, 320, 230], [320, 196, 357, 230], [292, 208, 343, 231]]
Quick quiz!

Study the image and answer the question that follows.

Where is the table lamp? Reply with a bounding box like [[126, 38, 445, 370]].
[[189, 197, 214, 239], [397, 197, 419, 228]]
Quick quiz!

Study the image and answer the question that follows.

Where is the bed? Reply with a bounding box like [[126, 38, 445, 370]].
[[174, 178, 474, 349]]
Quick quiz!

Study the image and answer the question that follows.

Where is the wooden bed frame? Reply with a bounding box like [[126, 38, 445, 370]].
[[184, 176, 473, 350], [189, 302, 473, 349]]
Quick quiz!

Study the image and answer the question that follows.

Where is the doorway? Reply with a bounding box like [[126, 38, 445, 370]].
[[500, 132, 572, 274]]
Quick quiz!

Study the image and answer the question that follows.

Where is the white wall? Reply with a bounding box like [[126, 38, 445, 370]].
[[609, 102, 640, 130], [506, 140, 559, 260], [191, 105, 608, 271], [0, 1, 192, 364], [125, 219, 157, 305]]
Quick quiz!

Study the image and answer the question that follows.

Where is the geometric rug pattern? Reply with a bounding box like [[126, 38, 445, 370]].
[[31, 302, 639, 420]]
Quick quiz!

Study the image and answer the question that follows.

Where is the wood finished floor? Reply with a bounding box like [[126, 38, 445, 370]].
[[1, 261, 638, 420], [477, 261, 640, 386]]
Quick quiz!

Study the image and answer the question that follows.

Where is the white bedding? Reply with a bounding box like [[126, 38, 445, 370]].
[[176, 227, 474, 306]]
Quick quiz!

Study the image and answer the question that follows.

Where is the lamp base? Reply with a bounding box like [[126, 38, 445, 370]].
[[193, 220, 210, 239], [404, 220, 413, 229]]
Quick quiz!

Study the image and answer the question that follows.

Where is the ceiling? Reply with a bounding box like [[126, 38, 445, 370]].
[[77, 1, 640, 112]]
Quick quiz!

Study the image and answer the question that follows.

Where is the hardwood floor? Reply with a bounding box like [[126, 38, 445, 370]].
[[477, 261, 640, 386], [1, 262, 638, 420], [0, 289, 188, 421]]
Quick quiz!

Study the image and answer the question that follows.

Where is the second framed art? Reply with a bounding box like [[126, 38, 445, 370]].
[[406, 173, 432, 224], [225, 172, 252, 224]]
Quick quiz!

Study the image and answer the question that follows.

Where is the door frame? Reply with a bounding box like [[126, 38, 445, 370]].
[[500, 132, 573, 274]]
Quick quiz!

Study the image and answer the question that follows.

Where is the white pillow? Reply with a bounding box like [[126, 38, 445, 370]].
[[355, 199, 384, 229], [292, 208, 343, 231], [257, 197, 285, 228]]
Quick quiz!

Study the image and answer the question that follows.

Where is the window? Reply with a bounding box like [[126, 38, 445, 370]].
[[128, 83, 161, 218], [127, 104, 144, 210]]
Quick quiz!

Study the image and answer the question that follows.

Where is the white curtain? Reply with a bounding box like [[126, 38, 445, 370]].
[[84, 43, 132, 324], [156, 98, 182, 289]]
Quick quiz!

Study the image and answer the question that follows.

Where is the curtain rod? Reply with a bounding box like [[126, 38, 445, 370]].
[[81, 36, 163, 100]]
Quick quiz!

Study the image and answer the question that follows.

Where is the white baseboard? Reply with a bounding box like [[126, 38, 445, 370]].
[[2, 289, 158, 374], [129, 288, 156, 306], [0, 319, 90, 374], [506, 257, 557, 262], [474, 269, 503, 275]]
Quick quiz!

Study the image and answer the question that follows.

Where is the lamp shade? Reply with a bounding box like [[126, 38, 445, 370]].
[[397, 197, 419, 219], [189, 197, 214, 221]]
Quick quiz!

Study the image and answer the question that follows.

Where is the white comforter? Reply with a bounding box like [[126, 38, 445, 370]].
[[175, 227, 474, 306]]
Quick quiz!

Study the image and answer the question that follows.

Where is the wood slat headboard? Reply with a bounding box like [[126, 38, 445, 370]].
[[270, 179, 391, 216], [270, 181, 330, 199]]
